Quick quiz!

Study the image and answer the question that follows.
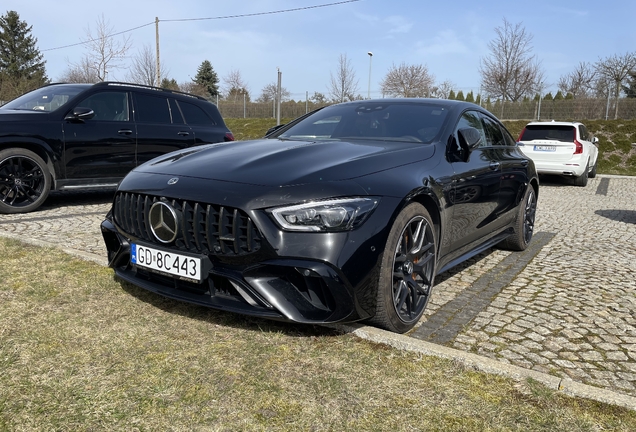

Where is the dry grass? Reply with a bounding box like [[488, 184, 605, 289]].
[[1, 237, 635, 431]]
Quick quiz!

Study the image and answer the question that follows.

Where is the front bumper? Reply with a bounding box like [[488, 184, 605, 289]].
[[101, 206, 388, 324]]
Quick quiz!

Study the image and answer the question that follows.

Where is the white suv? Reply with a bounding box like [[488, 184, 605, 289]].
[[516, 121, 599, 186]]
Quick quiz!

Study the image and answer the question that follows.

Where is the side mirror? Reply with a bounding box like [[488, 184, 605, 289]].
[[64, 106, 95, 121], [458, 127, 482, 149], [592, 136, 599, 145]]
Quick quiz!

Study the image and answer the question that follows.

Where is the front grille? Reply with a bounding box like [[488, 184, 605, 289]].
[[113, 192, 262, 256]]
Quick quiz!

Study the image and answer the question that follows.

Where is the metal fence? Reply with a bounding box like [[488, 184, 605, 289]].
[[216, 98, 636, 121]]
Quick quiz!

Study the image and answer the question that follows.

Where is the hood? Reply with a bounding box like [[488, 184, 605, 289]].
[[135, 138, 436, 187], [0, 110, 52, 122]]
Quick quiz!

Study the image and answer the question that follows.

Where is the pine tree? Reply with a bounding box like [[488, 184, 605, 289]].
[[193, 60, 219, 99], [448, 90, 456, 100], [623, 71, 636, 98], [465, 91, 474, 102], [554, 90, 564, 100], [0, 10, 48, 100], [455, 90, 465, 101]]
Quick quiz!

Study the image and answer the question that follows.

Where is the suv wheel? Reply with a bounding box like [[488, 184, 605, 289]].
[[572, 161, 589, 187], [0, 148, 51, 214]]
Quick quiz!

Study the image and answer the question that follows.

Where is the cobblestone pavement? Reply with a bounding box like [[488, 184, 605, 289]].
[[0, 175, 635, 397]]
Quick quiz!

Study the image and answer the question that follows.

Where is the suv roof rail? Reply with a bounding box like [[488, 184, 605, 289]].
[[93, 81, 209, 101]]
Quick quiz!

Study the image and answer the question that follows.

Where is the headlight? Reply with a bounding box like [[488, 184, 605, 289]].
[[270, 198, 379, 232]]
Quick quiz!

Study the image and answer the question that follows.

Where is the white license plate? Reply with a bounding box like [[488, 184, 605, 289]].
[[131, 243, 202, 281], [534, 145, 556, 152]]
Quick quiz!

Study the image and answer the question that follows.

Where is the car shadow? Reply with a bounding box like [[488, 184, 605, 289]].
[[116, 277, 342, 338], [595, 209, 636, 224], [537, 174, 575, 187]]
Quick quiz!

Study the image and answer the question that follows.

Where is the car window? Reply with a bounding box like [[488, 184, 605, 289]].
[[481, 115, 505, 147], [169, 99, 184, 124], [2, 85, 86, 112], [501, 126, 517, 146], [455, 111, 486, 147], [134, 93, 172, 124], [178, 100, 215, 125], [278, 102, 448, 143], [77, 91, 129, 121], [520, 125, 575, 142], [579, 125, 589, 141]]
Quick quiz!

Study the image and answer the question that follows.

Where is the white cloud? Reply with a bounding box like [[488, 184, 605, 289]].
[[385, 15, 413, 34], [415, 30, 469, 56]]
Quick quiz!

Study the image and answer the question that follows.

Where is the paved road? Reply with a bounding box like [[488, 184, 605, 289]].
[[1, 175, 635, 398]]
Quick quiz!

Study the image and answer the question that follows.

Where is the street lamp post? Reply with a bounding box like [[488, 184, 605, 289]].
[[367, 52, 373, 99]]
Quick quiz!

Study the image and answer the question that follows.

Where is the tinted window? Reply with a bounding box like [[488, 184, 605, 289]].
[[278, 102, 448, 143], [579, 125, 589, 141], [135, 93, 171, 124], [179, 100, 215, 125], [78, 91, 129, 121], [2, 85, 86, 112], [169, 99, 184, 124], [455, 111, 486, 147], [481, 115, 505, 147], [521, 125, 575, 142]]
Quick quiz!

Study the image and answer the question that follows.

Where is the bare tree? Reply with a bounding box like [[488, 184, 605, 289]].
[[222, 69, 249, 102], [127, 44, 167, 86], [557, 62, 596, 98], [257, 82, 291, 103], [69, 14, 132, 81], [430, 80, 456, 99], [58, 56, 99, 83], [479, 18, 544, 102], [380, 62, 435, 98], [328, 54, 359, 102], [595, 52, 636, 119]]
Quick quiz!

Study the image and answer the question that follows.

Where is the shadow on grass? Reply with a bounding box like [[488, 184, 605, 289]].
[[116, 276, 342, 338]]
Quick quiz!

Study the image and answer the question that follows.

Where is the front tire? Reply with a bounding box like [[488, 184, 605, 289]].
[[0, 148, 51, 214], [370, 203, 436, 334]]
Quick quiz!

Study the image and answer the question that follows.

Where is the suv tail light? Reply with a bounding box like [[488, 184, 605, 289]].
[[224, 132, 235, 142], [573, 139, 583, 154], [517, 128, 526, 141]]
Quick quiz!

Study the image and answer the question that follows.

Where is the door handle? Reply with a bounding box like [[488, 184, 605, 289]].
[[118, 129, 133, 135], [520, 159, 529, 166], [178, 131, 190, 136], [489, 162, 500, 171]]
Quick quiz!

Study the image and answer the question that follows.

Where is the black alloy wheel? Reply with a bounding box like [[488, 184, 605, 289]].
[[0, 148, 51, 214], [499, 185, 537, 251], [371, 203, 436, 333]]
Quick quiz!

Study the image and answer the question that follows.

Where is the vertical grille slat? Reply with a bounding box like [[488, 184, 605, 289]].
[[112, 192, 260, 256]]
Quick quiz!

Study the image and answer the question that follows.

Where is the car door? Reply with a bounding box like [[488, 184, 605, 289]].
[[480, 113, 530, 224], [176, 99, 229, 144], [447, 110, 504, 254], [133, 93, 195, 166], [62, 90, 136, 179]]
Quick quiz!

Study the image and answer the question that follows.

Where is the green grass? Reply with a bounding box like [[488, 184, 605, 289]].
[[223, 117, 636, 176], [1, 237, 636, 430]]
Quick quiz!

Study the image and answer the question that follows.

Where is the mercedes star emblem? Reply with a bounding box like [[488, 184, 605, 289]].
[[148, 201, 179, 243], [167, 178, 179, 185]]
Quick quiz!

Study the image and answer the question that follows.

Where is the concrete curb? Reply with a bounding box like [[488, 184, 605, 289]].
[[4, 231, 636, 412], [330, 323, 636, 412], [0, 232, 108, 267]]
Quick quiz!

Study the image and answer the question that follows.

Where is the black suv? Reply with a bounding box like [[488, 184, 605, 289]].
[[0, 82, 234, 214]]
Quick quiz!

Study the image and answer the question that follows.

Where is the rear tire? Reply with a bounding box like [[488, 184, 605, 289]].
[[499, 186, 537, 251], [369, 203, 436, 334], [572, 164, 589, 187], [0, 148, 51, 214], [588, 160, 597, 179]]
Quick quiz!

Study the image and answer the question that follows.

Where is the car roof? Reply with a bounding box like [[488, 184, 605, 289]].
[[525, 121, 583, 127], [45, 81, 207, 102]]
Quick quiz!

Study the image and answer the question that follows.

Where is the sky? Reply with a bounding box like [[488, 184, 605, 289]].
[[4, 0, 636, 100]]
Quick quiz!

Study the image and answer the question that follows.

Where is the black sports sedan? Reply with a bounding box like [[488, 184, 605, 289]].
[[101, 99, 538, 333]]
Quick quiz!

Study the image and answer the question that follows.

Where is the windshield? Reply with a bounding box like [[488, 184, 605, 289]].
[[1, 85, 88, 112], [276, 102, 449, 143]]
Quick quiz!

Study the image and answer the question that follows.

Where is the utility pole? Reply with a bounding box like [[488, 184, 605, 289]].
[[276, 68, 282, 125], [155, 17, 160, 87]]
